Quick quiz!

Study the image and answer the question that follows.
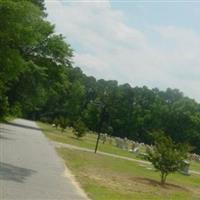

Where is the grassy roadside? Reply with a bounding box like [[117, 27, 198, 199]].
[[0, 116, 15, 123], [38, 122, 200, 199], [57, 148, 200, 200], [38, 122, 200, 173], [38, 121, 144, 160], [191, 161, 200, 172]]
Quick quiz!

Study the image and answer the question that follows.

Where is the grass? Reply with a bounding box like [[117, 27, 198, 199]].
[[38, 122, 200, 173], [38, 122, 145, 160], [58, 148, 200, 200], [191, 161, 200, 172], [38, 122, 200, 199], [0, 115, 15, 123]]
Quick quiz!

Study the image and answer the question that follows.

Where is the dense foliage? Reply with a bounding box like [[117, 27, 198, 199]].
[[73, 119, 87, 139], [1, 0, 200, 153], [147, 131, 189, 184]]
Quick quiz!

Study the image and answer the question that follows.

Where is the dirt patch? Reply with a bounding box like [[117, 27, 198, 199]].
[[133, 177, 189, 191]]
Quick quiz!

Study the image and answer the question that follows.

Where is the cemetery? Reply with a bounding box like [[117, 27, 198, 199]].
[[38, 122, 200, 199], [46, 122, 200, 176], [57, 146, 200, 200], [2, 1, 200, 199]]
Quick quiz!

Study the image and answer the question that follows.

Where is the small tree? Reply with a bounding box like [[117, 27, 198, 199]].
[[73, 119, 87, 139], [59, 117, 68, 133], [147, 131, 189, 185], [53, 117, 59, 129]]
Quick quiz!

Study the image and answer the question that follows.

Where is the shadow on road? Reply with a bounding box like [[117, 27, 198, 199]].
[[0, 127, 13, 134], [0, 162, 36, 183], [6, 122, 41, 131], [0, 134, 14, 140]]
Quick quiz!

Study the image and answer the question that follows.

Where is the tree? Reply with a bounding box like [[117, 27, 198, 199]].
[[0, 0, 72, 120], [53, 117, 59, 129], [1, 0, 200, 155], [146, 131, 189, 185], [59, 117, 68, 133], [30, 0, 45, 11], [0, 93, 9, 121], [73, 119, 87, 139]]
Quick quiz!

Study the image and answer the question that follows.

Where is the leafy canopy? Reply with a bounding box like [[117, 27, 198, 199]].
[[147, 131, 189, 184]]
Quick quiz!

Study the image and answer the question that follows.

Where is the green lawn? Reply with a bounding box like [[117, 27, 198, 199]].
[[191, 161, 200, 172], [38, 122, 200, 173], [38, 122, 200, 199], [58, 148, 200, 200], [38, 122, 145, 160]]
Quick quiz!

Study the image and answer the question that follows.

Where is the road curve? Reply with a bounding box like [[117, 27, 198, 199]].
[[0, 119, 88, 200]]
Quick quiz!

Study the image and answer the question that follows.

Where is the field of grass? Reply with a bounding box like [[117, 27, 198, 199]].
[[38, 122, 200, 173], [58, 148, 200, 200], [38, 122, 145, 160], [38, 122, 200, 199], [191, 161, 200, 172]]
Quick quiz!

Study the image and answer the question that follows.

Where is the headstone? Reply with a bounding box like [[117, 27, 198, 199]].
[[180, 160, 190, 175], [101, 133, 107, 144], [133, 147, 139, 154], [108, 136, 113, 145], [115, 137, 125, 149], [123, 137, 128, 150], [190, 153, 200, 163]]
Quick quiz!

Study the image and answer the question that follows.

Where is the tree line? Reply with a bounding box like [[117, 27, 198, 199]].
[[1, 0, 200, 153]]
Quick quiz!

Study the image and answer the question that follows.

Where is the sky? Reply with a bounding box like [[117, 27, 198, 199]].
[[45, 0, 200, 102]]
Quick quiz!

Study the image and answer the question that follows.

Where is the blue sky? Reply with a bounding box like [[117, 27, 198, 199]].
[[45, 0, 200, 101], [111, 1, 200, 28]]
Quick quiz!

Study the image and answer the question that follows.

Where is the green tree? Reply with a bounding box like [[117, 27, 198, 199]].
[[1, 0, 200, 155], [30, 0, 45, 11], [73, 119, 87, 139], [59, 116, 69, 133], [0, 0, 50, 118], [147, 131, 189, 185], [0, 0, 72, 120]]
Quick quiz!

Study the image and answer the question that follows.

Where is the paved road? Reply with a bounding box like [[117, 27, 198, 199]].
[[0, 119, 88, 200]]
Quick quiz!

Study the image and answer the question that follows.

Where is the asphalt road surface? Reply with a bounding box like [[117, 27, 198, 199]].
[[0, 119, 87, 200]]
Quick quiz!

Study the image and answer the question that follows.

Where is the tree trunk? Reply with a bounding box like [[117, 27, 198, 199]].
[[161, 172, 167, 185]]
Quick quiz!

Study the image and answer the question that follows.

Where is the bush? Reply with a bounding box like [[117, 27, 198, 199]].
[[0, 95, 9, 121], [73, 119, 87, 139], [59, 117, 69, 133], [10, 102, 22, 117], [53, 117, 59, 129], [146, 131, 189, 185]]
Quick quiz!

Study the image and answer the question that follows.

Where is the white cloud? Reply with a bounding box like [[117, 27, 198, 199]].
[[45, 0, 200, 102]]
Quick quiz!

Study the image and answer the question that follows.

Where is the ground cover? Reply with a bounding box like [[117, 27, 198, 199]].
[[39, 122, 200, 199], [58, 148, 200, 200], [38, 122, 200, 173], [38, 122, 143, 160]]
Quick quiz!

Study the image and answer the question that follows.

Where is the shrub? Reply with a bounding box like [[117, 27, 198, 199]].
[[59, 117, 69, 133], [146, 131, 189, 185], [73, 119, 87, 139], [53, 117, 59, 129]]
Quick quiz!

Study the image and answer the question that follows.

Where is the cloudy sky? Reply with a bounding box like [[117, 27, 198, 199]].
[[45, 0, 200, 102]]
